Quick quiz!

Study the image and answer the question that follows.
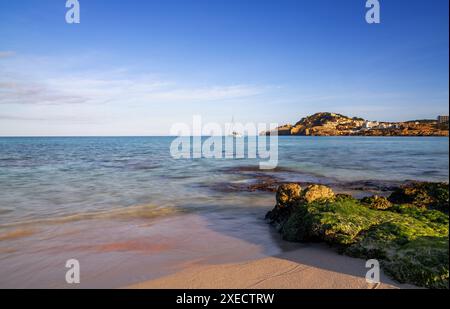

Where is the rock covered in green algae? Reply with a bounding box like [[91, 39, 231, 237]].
[[300, 184, 335, 203], [389, 182, 449, 213], [276, 183, 302, 207], [266, 184, 302, 231], [266, 184, 335, 231], [266, 183, 449, 289], [361, 195, 392, 210], [335, 193, 356, 201]]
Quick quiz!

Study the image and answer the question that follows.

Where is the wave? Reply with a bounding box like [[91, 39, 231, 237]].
[[0, 228, 36, 241], [0, 209, 13, 215], [0, 204, 183, 229]]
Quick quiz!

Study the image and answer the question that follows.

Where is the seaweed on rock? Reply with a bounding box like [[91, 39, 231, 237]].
[[266, 183, 450, 289]]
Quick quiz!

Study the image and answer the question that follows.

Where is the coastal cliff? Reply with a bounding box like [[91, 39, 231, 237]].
[[265, 112, 449, 136]]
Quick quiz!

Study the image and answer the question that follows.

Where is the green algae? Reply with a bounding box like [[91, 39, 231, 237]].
[[268, 186, 449, 289]]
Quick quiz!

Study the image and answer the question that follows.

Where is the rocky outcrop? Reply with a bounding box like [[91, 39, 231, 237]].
[[266, 182, 449, 289], [361, 195, 392, 210], [266, 183, 336, 230], [300, 184, 335, 203], [268, 112, 365, 136], [266, 112, 449, 136], [276, 183, 302, 207], [389, 182, 449, 213]]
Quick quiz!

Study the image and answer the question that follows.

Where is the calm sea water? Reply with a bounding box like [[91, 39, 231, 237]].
[[0, 136, 448, 288], [0, 136, 448, 226]]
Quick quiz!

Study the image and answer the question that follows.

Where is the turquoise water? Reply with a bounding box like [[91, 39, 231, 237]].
[[0, 136, 448, 288], [0, 136, 448, 225]]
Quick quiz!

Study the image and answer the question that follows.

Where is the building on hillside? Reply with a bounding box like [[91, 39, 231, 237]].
[[437, 115, 449, 124], [378, 123, 393, 129], [363, 121, 379, 129]]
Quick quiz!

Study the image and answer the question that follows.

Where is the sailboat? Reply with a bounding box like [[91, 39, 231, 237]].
[[229, 116, 242, 138], [231, 131, 242, 138]]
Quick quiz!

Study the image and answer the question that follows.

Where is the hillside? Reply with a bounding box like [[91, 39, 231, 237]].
[[265, 112, 449, 136]]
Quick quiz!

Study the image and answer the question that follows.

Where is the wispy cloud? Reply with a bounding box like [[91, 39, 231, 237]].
[[0, 113, 102, 124], [0, 51, 15, 58], [0, 53, 275, 135], [0, 56, 267, 106], [0, 80, 88, 105]]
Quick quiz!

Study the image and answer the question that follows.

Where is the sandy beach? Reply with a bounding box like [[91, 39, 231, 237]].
[[128, 241, 412, 289], [125, 213, 414, 289], [0, 206, 415, 289]]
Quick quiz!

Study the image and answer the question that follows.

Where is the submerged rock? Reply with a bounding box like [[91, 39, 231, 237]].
[[266, 182, 450, 289]]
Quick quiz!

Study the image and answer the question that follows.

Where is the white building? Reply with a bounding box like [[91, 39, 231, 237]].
[[438, 115, 449, 124], [363, 121, 379, 129]]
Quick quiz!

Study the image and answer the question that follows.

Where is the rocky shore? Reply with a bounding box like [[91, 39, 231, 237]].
[[209, 165, 411, 198], [266, 182, 449, 289]]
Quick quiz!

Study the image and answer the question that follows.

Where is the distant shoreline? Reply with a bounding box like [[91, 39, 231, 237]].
[[0, 135, 449, 138], [265, 112, 449, 137]]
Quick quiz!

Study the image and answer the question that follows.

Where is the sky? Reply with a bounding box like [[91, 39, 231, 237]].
[[0, 0, 448, 136]]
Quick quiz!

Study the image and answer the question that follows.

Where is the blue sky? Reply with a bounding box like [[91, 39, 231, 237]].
[[0, 0, 448, 136]]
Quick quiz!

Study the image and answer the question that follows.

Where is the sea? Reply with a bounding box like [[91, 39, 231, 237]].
[[0, 136, 448, 288]]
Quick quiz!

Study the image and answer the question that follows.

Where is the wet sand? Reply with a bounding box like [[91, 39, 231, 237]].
[[127, 242, 412, 289], [126, 211, 415, 289], [1, 201, 415, 289], [0, 200, 278, 288]]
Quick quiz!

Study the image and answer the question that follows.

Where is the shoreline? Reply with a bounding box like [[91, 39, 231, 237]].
[[0, 208, 416, 289], [127, 243, 415, 289], [1, 179, 447, 288], [129, 181, 448, 290]]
